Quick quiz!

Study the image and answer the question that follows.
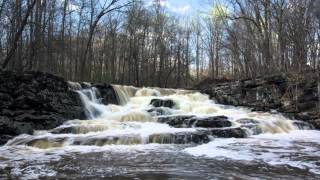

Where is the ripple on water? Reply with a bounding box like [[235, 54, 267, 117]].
[[184, 130, 320, 175], [1, 87, 320, 179]]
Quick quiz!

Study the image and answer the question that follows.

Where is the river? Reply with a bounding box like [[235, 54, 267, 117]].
[[0, 85, 319, 179]]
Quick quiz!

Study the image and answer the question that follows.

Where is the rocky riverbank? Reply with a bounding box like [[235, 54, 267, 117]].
[[0, 71, 118, 145], [1, 71, 319, 145], [201, 74, 320, 129]]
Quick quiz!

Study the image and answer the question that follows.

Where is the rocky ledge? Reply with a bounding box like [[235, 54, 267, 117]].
[[0, 71, 118, 145], [157, 115, 248, 138], [200, 74, 320, 129]]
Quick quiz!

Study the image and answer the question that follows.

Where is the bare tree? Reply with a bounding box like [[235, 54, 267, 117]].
[[1, 0, 36, 69]]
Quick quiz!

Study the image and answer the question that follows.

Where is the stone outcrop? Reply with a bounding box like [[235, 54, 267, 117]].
[[157, 115, 247, 138], [202, 127, 248, 138], [150, 99, 175, 108], [149, 132, 210, 144], [82, 83, 118, 105], [157, 115, 232, 128], [200, 74, 320, 129], [0, 71, 87, 144], [0, 71, 118, 145], [147, 107, 172, 116]]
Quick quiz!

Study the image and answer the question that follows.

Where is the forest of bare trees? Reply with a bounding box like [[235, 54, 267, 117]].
[[0, 0, 319, 88]]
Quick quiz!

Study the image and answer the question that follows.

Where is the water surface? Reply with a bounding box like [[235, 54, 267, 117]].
[[1, 86, 319, 179]]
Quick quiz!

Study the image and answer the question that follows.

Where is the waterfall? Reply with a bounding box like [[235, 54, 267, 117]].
[[112, 85, 138, 105], [77, 87, 106, 119], [112, 85, 194, 105], [3, 85, 320, 179], [4, 87, 314, 147]]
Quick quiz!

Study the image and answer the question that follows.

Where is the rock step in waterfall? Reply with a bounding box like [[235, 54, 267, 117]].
[[4, 83, 313, 149]]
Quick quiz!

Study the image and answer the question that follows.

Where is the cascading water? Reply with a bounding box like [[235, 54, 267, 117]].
[[112, 85, 138, 105], [1, 86, 320, 179], [77, 87, 106, 119]]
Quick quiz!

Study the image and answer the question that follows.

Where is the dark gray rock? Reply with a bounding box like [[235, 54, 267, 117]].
[[50, 126, 75, 134], [200, 74, 320, 129], [150, 99, 175, 108], [0, 135, 14, 145], [72, 136, 141, 146], [0, 71, 121, 145], [11, 131, 210, 147], [190, 116, 232, 128], [236, 118, 260, 125], [50, 125, 108, 134], [92, 83, 118, 105], [202, 127, 248, 138], [0, 116, 33, 145], [0, 71, 87, 145], [309, 119, 320, 129], [0, 116, 15, 135], [292, 121, 313, 130], [157, 115, 232, 128], [147, 107, 172, 116], [149, 131, 210, 144], [235, 118, 263, 135], [157, 115, 195, 127]]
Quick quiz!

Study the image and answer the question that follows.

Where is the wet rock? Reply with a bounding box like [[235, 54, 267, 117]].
[[92, 83, 118, 105], [309, 119, 320, 129], [72, 132, 210, 146], [149, 131, 210, 144], [80, 82, 92, 89], [150, 99, 175, 108], [0, 116, 33, 136], [0, 135, 13, 145], [26, 137, 67, 149], [157, 115, 232, 128], [0, 93, 13, 109], [236, 118, 260, 125], [292, 121, 313, 130], [157, 115, 195, 127], [200, 74, 320, 129], [190, 116, 231, 128], [0, 116, 34, 145], [0, 71, 87, 144], [51, 125, 108, 134], [202, 127, 248, 138], [14, 131, 211, 148], [294, 112, 319, 121], [147, 107, 172, 116], [235, 118, 262, 135], [72, 135, 142, 146], [50, 126, 76, 134]]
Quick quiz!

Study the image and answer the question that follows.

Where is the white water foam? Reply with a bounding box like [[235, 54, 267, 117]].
[[184, 130, 320, 174], [2, 85, 319, 178]]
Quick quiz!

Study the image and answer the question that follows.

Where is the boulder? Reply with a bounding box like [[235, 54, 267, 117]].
[[202, 127, 248, 138], [200, 74, 320, 129], [92, 83, 118, 105], [147, 107, 172, 116], [157, 115, 232, 128], [0, 71, 87, 145], [309, 119, 320, 129], [157, 115, 195, 127], [292, 121, 313, 130], [0, 116, 33, 145], [10, 131, 211, 148], [150, 99, 175, 108], [189, 116, 232, 128], [149, 131, 210, 144], [235, 118, 260, 125], [0, 135, 13, 145], [50, 125, 108, 134]]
